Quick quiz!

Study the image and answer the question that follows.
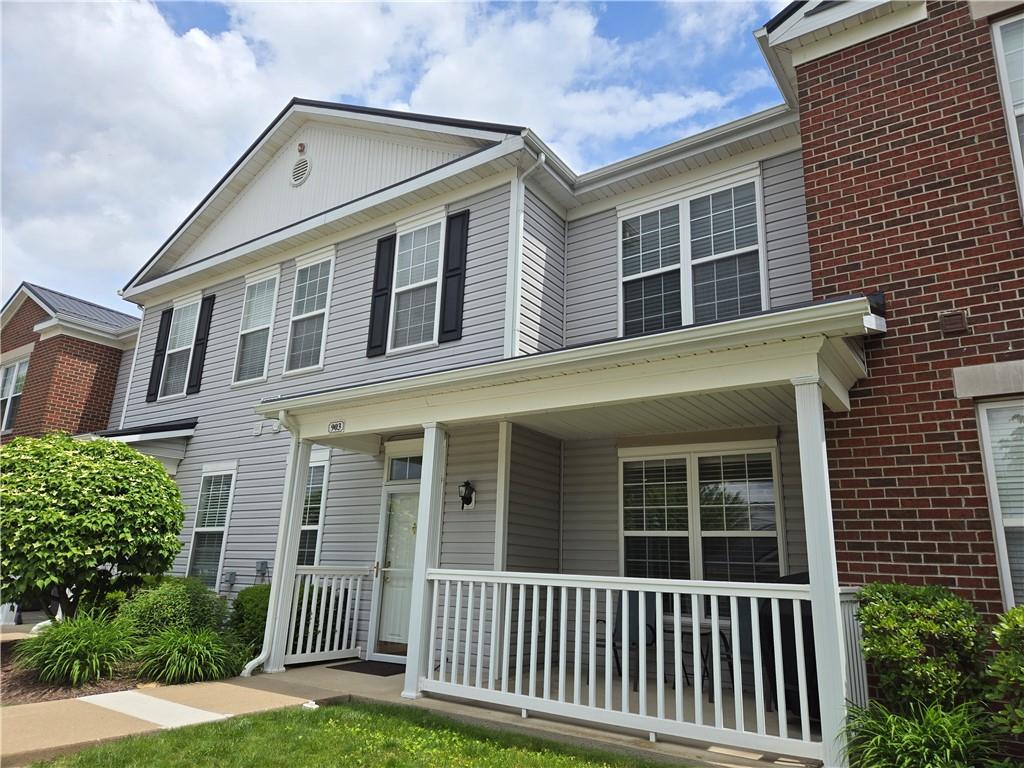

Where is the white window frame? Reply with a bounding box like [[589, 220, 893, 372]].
[[283, 250, 334, 375], [233, 266, 280, 385], [992, 11, 1024, 219], [185, 462, 237, 592], [616, 172, 768, 338], [977, 397, 1024, 609], [0, 357, 29, 433], [386, 218, 446, 355], [298, 456, 330, 566], [617, 440, 787, 581], [158, 293, 202, 401]]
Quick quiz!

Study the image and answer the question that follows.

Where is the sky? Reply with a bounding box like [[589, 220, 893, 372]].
[[1, 1, 787, 312]]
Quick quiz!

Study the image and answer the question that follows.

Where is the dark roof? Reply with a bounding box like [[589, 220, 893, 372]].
[[2, 282, 139, 333], [95, 417, 198, 438], [124, 97, 525, 293]]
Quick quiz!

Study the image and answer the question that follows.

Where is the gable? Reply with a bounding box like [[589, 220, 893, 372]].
[[161, 120, 486, 275], [0, 295, 49, 354]]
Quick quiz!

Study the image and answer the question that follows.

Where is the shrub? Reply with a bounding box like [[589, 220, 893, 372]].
[[857, 582, 984, 709], [845, 701, 996, 768], [14, 613, 135, 686], [229, 583, 271, 653], [136, 628, 245, 684], [118, 577, 227, 638], [0, 434, 183, 618], [988, 605, 1024, 737]]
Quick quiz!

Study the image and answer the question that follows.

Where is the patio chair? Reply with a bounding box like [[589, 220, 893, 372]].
[[757, 572, 820, 723], [596, 591, 682, 690]]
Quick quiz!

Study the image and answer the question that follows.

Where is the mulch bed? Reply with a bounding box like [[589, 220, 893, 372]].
[[0, 640, 143, 706]]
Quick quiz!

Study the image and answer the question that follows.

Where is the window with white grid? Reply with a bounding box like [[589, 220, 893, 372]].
[[0, 358, 29, 432], [995, 13, 1024, 211], [297, 463, 328, 566], [979, 399, 1024, 607], [159, 301, 199, 398], [391, 221, 443, 350], [286, 258, 332, 371], [235, 274, 278, 382], [187, 472, 235, 589]]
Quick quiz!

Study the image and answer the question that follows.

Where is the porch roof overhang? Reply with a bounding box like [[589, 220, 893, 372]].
[[256, 296, 884, 448]]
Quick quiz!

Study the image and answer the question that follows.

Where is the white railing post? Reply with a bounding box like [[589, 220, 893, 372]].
[[264, 437, 313, 674], [403, 422, 448, 699], [793, 376, 849, 768]]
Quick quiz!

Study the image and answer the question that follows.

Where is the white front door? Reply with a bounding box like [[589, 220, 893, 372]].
[[369, 488, 419, 660]]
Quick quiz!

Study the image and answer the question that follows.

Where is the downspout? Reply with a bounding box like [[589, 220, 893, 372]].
[[505, 152, 547, 358], [241, 410, 300, 677]]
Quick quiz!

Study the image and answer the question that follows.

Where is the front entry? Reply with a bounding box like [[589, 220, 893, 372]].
[[368, 450, 422, 662]]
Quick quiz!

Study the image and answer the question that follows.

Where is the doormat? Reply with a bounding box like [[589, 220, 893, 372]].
[[327, 660, 405, 676]]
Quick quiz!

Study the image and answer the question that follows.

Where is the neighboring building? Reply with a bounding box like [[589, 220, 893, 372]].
[[106, 3, 1022, 766], [0, 283, 138, 441]]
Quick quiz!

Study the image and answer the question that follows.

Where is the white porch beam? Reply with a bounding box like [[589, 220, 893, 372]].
[[403, 423, 449, 699], [263, 437, 313, 674], [792, 375, 848, 768]]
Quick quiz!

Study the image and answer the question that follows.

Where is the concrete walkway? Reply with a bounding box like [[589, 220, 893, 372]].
[[0, 661, 812, 768]]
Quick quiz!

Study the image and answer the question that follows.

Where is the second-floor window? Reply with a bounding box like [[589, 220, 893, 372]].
[[286, 255, 333, 372], [994, 13, 1024, 210], [390, 221, 443, 350], [235, 271, 278, 383], [0, 358, 29, 432], [620, 178, 764, 338], [160, 300, 200, 398]]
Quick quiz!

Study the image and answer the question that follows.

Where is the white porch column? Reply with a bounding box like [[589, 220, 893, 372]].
[[793, 376, 849, 768], [263, 437, 313, 674], [402, 422, 448, 699]]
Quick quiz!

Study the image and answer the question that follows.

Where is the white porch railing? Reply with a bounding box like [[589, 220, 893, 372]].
[[421, 569, 824, 762], [283, 566, 370, 665]]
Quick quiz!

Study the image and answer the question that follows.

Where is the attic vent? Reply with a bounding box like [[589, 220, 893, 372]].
[[291, 157, 310, 187]]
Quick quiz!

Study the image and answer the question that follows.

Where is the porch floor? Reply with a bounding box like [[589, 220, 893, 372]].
[[236, 662, 819, 768]]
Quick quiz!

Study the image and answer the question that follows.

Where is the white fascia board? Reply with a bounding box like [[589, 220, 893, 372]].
[[106, 428, 196, 443], [754, 27, 799, 108], [123, 136, 526, 303], [33, 316, 139, 349], [256, 296, 882, 418], [788, 2, 928, 67], [297, 105, 515, 144], [2, 286, 55, 330], [768, 0, 892, 47]]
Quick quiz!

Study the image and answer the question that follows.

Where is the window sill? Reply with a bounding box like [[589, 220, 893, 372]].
[[156, 392, 187, 403], [230, 375, 268, 390], [385, 340, 439, 358], [282, 363, 324, 378]]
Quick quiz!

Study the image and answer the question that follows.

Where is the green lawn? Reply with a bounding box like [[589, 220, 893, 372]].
[[40, 700, 683, 768]]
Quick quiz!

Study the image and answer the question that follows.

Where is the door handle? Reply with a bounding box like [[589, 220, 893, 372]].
[[373, 561, 380, 578]]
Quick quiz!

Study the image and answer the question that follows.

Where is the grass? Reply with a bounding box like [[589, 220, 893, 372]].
[[39, 700, 683, 768]]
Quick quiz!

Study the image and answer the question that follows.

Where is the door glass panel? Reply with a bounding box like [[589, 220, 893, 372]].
[[375, 491, 418, 656]]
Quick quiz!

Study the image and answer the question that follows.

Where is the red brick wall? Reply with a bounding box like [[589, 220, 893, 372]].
[[796, 2, 1024, 615], [9, 335, 123, 439], [1, 297, 47, 353]]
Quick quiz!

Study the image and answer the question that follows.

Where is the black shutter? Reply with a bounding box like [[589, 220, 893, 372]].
[[185, 295, 216, 395], [438, 209, 470, 343], [145, 308, 174, 402], [366, 234, 396, 357]]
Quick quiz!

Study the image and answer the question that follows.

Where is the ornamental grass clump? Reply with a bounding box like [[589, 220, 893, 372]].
[[136, 627, 246, 684], [14, 613, 135, 686]]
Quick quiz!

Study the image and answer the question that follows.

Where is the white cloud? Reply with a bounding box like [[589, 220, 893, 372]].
[[1, 1, 779, 308]]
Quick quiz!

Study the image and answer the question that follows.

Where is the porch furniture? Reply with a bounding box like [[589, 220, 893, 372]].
[[596, 590, 669, 690], [758, 572, 820, 724]]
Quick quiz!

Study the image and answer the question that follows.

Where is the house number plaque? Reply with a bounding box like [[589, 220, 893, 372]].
[[328, 420, 346, 433]]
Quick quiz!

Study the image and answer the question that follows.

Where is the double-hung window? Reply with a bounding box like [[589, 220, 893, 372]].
[[187, 467, 236, 589], [620, 178, 765, 338], [621, 445, 782, 583], [297, 461, 329, 566], [234, 269, 279, 383], [0, 359, 29, 432], [286, 254, 333, 372], [994, 12, 1024, 209], [159, 299, 200, 398], [978, 399, 1024, 607], [390, 220, 443, 351]]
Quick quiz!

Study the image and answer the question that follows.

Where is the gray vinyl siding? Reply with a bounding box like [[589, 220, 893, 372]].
[[762, 150, 813, 308], [518, 188, 565, 354], [440, 424, 500, 570], [506, 425, 561, 572], [560, 434, 808, 580], [123, 184, 511, 601], [107, 344, 135, 429], [563, 210, 619, 347]]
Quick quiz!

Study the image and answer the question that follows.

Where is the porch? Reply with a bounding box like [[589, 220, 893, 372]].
[[247, 297, 884, 768]]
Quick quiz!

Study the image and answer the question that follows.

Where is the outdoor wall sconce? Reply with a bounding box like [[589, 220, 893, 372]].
[[458, 480, 476, 510]]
